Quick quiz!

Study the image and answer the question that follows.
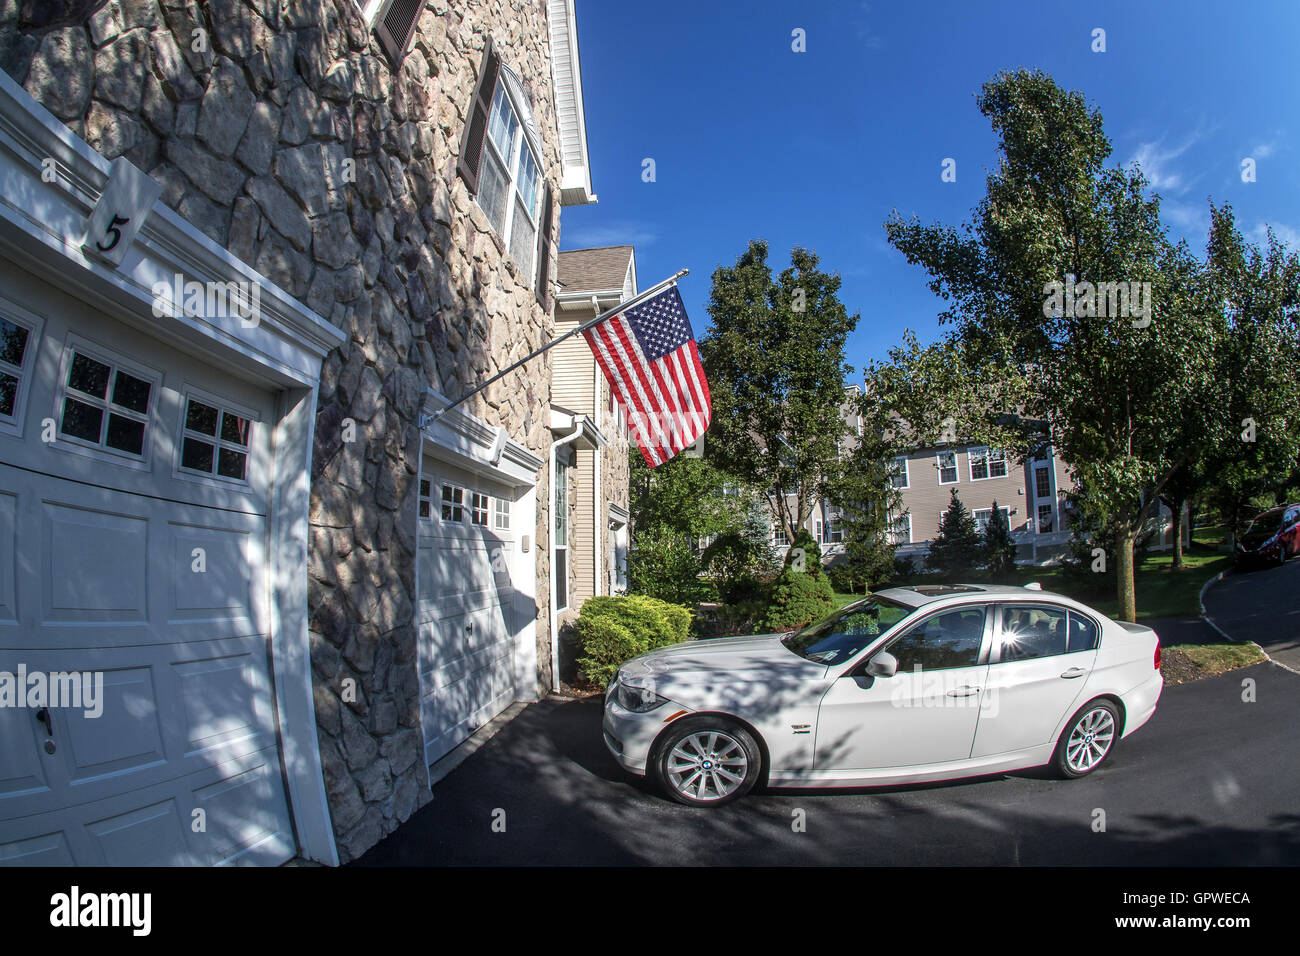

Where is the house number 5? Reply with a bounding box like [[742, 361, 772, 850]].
[[97, 214, 130, 252]]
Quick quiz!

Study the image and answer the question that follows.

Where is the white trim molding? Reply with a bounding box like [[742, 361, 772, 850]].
[[546, 0, 597, 206]]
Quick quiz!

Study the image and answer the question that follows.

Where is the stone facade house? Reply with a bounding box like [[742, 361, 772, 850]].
[[549, 245, 634, 675], [0, 0, 611, 866]]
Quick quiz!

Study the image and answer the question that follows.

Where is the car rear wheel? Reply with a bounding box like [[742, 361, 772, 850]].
[[1279, 543, 1288, 566], [651, 717, 761, 807], [1053, 700, 1120, 778]]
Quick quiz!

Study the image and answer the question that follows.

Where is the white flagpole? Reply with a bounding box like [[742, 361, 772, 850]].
[[421, 268, 689, 428]]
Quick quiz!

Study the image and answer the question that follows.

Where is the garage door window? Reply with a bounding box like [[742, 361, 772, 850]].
[[494, 496, 510, 530], [0, 313, 34, 422], [58, 347, 155, 457], [471, 492, 490, 526], [441, 484, 464, 522], [178, 395, 251, 481], [418, 478, 433, 518]]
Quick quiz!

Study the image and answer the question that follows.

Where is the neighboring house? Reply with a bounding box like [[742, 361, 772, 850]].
[[766, 388, 1185, 567], [551, 246, 634, 646], [0, 0, 603, 866]]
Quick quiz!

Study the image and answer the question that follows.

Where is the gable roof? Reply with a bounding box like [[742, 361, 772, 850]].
[[557, 245, 634, 294]]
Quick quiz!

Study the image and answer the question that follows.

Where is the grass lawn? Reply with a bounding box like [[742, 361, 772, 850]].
[[834, 525, 1235, 622], [1161, 643, 1267, 685]]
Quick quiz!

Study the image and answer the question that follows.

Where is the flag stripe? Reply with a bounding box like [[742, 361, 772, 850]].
[[591, 321, 670, 464]]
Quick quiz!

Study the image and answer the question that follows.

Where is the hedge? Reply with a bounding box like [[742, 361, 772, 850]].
[[574, 595, 692, 686], [762, 567, 836, 631]]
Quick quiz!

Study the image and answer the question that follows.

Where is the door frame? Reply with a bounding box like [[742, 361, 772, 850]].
[[0, 73, 347, 864]]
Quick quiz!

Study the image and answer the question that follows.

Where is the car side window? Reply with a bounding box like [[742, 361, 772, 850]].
[[1066, 611, 1100, 653], [885, 606, 986, 673], [997, 604, 1068, 662]]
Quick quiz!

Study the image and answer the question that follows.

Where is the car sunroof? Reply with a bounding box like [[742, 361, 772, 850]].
[[908, 585, 985, 596]]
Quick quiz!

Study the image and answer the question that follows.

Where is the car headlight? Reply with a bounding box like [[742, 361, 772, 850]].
[[616, 679, 668, 713]]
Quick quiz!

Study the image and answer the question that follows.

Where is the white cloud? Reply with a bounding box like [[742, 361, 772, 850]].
[[561, 221, 658, 248], [1249, 140, 1277, 160], [1127, 133, 1202, 194], [1248, 221, 1300, 252], [1163, 200, 1209, 237]]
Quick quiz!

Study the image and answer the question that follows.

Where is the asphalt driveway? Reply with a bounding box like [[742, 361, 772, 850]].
[[1203, 559, 1300, 672], [352, 662, 1300, 866]]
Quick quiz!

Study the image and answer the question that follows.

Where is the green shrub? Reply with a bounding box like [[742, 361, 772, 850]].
[[826, 562, 862, 595], [762, 567, 835, 631], [783, 528, 823, 575], [574, 594, 692, 685], [627, 530, 716, 605]]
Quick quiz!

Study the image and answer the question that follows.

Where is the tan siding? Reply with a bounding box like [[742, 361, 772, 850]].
[[551, 319, 594, 412], [897, 447, 1030, 541]]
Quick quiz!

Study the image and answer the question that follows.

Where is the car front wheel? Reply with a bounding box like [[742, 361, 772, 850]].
[[1053, 700, 1120, 778], [651, 717, 761, 807]]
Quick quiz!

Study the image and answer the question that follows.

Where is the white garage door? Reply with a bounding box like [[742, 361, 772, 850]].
[[416, 459, 520, 766], [0, 273, 295, 866]]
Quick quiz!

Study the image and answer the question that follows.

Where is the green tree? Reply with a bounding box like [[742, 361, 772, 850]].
[[699, 241, 859, 542], [983, 500, 1017, 581], [883, 69, 1220, 620], [827, 391, 904, 592], [927, 489, 982, 575]]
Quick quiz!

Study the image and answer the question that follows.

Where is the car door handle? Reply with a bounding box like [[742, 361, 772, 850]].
[[1060, 667, 1087, 679], [945, 686, 980, 697]]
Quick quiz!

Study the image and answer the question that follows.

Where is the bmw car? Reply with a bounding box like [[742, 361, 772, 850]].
[[1234, 504, 1300, 568], [603, 584, 1163, 806]]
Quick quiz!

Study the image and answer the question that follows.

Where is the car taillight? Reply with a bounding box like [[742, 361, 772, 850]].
[[1154, 643, 1162, 670]]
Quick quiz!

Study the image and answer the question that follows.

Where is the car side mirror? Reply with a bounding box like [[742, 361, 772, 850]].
[[866, 651, 898, 678]]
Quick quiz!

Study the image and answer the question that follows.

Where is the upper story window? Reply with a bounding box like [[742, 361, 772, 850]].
[[969, 446, 1008, 481], [457, 39, 555, 306], [479, 77, 543, 281], [890, 455, 909, 489], [937, 450, 958, 484]]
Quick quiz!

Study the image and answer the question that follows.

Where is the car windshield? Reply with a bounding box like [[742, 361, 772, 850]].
[[1247, 509, 1285, 534], [781, 596, 915, 664]]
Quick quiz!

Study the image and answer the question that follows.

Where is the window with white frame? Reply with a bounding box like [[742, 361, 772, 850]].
[[937, 450, 958, 484], [0, 311, 37, 426], [890, 455, 909, 489], [470, 492, 490, 526], [888, 513, 911, 545], [973, 506, 1011, 535], [57, 345, 157, 459], [773, 526, 788, 547], [494, 495, 510, 530], [1034, 465, 1051, 499], [969, 446, 1008, 481], [823, 517, 843, 544], [178, 393, 253, 482], [418, 478, 433, 518], [441, 484, 464, 522], [1037, 503, 1055, 533], [478, 76, 543, 282]]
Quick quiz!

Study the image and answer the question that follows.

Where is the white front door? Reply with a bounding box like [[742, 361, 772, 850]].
[[815, 605, 992, 771], [0, 277, 295, 866], [971, 603, 1099, 758], [415, 461, 520, 766]]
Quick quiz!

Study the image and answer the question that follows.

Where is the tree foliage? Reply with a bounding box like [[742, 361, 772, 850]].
[[926, 489, 983, 575], [699, 241, 859, 541]]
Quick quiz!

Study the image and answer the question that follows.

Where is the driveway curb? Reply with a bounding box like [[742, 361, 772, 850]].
[[1199, 565, 1300, 676]]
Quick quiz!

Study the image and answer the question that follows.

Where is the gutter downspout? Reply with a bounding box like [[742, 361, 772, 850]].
[[549, 419, 585, 693]]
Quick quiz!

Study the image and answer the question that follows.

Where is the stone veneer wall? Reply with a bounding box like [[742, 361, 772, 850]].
[[2, 0, 562, 863]]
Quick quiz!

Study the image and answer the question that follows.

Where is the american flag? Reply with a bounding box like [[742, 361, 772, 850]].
[[583, 284, 711, 467]]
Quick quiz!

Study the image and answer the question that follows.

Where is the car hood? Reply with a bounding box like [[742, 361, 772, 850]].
[[618, 633, 827, 686], [1239, 529, 1278, 550]]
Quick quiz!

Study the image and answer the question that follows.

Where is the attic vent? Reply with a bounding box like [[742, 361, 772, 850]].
[[376, 0, 424, 65]]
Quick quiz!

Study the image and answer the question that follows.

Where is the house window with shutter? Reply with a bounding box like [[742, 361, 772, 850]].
[[370, 0, 424, 65], [457, 39, 553, 297]]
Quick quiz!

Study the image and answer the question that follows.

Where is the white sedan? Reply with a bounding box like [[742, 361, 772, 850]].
[[602, 584, 1163, 806]]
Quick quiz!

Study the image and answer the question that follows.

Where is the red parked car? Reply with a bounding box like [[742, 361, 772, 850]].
[[1235, 504, 1300, 567]]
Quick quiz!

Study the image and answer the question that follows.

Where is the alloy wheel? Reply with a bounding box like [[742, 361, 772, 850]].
[[1065, 707, 1116, 773], [664, 731, 749, 801]]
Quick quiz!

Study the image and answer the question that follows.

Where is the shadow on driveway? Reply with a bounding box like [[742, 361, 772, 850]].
[[350, 664, 1300, 866]]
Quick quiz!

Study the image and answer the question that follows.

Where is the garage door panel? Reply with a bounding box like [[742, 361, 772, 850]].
[[0, 490, 15, 623], [86, 797, 191, 867], [0, 830, 76, 866], [42, 500, 148, 622], [167, 521, 259, 620], [62, 664, 165, 784], [173, 647, 276, 758], [0, 703, 55, 799]]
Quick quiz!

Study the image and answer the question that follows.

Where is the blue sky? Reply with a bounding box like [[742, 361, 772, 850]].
[[559, 0, 1300, 377]]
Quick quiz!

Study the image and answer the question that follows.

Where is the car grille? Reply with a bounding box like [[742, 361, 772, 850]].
[[603, 731, 623, 755]]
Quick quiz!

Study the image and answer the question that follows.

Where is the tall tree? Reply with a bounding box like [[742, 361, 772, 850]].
[[884, 69, 1219, 620], [984, 500, 1018, 581], [927, 489, 983, 575], [699, 241, 859, 542]]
